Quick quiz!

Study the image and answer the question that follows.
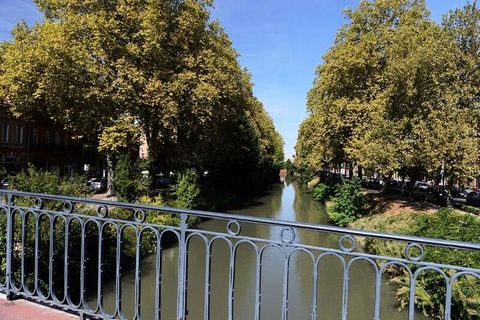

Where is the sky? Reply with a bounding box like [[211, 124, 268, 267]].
[[0, 0, 472, 159]]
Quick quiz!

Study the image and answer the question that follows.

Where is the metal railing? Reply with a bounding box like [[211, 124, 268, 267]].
[[0, 190, 479, 319]]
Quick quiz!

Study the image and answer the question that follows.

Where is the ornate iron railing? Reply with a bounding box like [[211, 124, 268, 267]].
[[0, 190, 478, 319]]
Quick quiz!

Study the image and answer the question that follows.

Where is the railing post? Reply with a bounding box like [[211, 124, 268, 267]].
[[5, 193, 13, 300], [177, 214, 188, 320]]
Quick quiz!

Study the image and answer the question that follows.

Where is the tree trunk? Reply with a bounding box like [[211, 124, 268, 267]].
[[106, 152, 115, 197], [446, 176, 454, 208], [381, 173, 393, 194]]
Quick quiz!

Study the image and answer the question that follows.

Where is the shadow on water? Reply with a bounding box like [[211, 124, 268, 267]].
[[92, 177, 429, 320]]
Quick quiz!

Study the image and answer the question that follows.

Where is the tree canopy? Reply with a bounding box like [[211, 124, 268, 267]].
[[0, 0, 284, 194], [296, 0, 480, 184]]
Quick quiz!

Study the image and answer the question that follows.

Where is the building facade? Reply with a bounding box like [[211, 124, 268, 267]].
[[0, 104, 105, 177]]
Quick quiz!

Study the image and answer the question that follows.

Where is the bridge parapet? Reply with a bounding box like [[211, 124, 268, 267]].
[[0, 190, 478, 319]]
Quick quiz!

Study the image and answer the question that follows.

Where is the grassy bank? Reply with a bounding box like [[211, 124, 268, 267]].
[[307, 177, 480, 319], [350, 209, 480, 319]]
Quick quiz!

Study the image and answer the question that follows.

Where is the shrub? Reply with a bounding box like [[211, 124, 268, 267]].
[[327, 179, 368, 226], [139, 194, 181, 227], [3, 165, 92, 299], [311, 183, 332, 202], [354, 210, 480, 319], [461, 205, 480, 215], [410, 209, 480, 319], [9, 165, 89, 196], [174, 169, 200, 209], [113, 154, 149, 202]]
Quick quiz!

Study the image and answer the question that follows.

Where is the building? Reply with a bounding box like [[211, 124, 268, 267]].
[[0, 102, 105, 177]]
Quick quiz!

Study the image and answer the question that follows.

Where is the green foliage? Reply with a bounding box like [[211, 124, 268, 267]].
[[295, 164, 315, 183], [113, 154, 149, 203], [174, 169, 200, 209], [98, 115, 140, 154], [284, 159, 295, 174], [0, 215, 5, 273], [462, 204, 480, 215], [296, 0, 480, 183], [327, 179, 367, 226], [0, 166, 97, 300], [311, 183, 332, 202], [352, 209, 480, 319], [139, 194, 180, 227], [9, 165, 90, 196], [0, 0, 283, 197]]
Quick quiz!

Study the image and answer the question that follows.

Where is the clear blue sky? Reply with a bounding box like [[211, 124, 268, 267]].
[[0, 0, 471, 158]]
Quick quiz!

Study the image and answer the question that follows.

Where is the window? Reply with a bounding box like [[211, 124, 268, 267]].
[[45, 130, 51, 145], [54, 131, 60, 145], [32, 129, 38, 145], [2, 124, 9, 144], [16, 125, 23, 144]]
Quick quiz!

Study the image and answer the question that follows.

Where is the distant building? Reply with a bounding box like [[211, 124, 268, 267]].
[[139, 132, 148, 160], [469, 177, 480, 189], [0, 102, 105, 177]]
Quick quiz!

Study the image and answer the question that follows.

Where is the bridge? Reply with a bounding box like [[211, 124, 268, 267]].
[[0, 190, 479, 319]]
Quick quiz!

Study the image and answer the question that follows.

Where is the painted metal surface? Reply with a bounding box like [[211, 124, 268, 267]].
[[0, 190, 479, 319]]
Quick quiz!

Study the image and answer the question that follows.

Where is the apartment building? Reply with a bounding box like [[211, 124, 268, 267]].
[[0, 103, 104, 176]]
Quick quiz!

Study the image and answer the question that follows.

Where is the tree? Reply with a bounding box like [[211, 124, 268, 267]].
[[297, 0, 479, 185], [0, 0, 283, 198], [98, 115, 140, 195], [443, 0, 480, 114], [443, 1, 480, 184]]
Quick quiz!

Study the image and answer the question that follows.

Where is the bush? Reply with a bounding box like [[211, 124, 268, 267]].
[[311, 183, 332, 202], [353, 210, 480, 319], [461, 205, 480, 215], [113, 154, 149, 202], [410, 209, 480, 319], [174, 169, 200, 209], [327, 179, 368, 226], [8, 165, 90, 196], [2, 166, 93, 300], [139, 194, 181, 227]]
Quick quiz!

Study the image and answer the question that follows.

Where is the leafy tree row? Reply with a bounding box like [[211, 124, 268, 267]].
[[0, 0, 284, 198], [296, 0, 480, 185]]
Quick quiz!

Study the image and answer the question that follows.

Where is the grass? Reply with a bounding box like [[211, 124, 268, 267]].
[[349, 203, 480, 319]]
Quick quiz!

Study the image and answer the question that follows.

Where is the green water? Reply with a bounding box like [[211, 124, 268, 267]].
[[92, 179, 427, 319]]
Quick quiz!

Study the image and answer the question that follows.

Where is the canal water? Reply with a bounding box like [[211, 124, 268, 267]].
[[94, 179, 426, 319]]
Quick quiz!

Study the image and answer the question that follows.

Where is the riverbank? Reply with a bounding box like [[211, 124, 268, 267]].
[[305, 177, 480, 319], [342, 190, 480, 319]]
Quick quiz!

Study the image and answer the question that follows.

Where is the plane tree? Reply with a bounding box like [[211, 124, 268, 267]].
[[0, 0, 284, 196], [296, 0, 479, 185]]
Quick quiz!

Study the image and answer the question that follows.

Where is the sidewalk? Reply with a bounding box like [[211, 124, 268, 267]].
[[0, 294, 77, 320]]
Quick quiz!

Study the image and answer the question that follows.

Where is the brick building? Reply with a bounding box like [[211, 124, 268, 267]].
[[0, 103, 105, 177]]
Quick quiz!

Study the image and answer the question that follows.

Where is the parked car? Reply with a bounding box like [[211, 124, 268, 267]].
[[365, 179, 384, 190], [466, 191, 480, 207], [413, 181, 430, 191], [89, 177, 107, 193], [432, 186, 449, 206], [452, 188, 471, 205], [388, 180, 411, 196], [153, 174, 172, 187]]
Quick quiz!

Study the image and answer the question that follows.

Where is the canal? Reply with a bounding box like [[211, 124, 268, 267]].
[[94, 178, 427, 319]]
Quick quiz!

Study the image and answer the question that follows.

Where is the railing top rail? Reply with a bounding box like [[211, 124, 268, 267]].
[[2, 189, 480, 252]]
